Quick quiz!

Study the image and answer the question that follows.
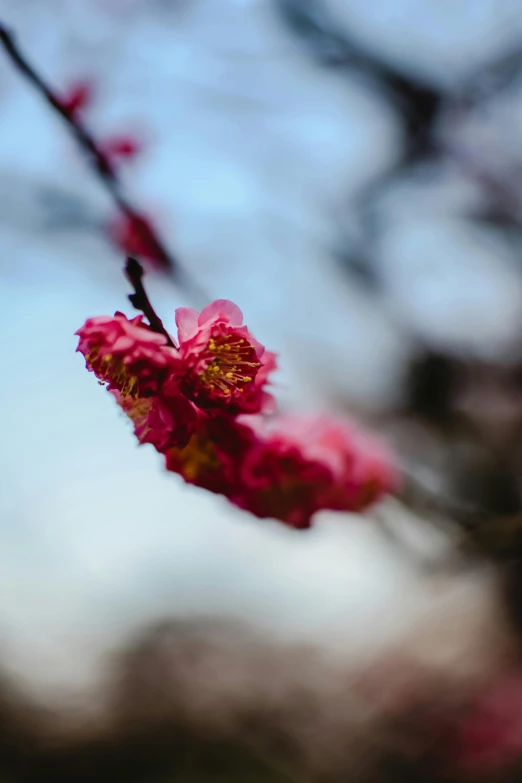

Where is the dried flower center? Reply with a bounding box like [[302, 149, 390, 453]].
[[199, 334, 260, 396]]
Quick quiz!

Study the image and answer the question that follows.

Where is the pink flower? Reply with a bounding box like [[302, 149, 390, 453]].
[[233, 414, 398, 526], [173, 300, 274, 414], [75, 312, 175, 398], [163, 412, 397, 529], [235, 431, 334, 529], [75, 297, 397, 529], [165, 413, 251, 494], [276, 416, 399, 511], [113, 386, 198, 451]]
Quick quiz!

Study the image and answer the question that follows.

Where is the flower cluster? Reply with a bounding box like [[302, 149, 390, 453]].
[[76, 297, 398, 528]]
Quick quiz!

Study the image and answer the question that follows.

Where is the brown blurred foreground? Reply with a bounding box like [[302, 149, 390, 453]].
[[0, 604, 515, 783]]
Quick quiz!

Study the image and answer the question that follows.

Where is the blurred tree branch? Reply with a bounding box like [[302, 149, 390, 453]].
[[0, 23, 206, 305]]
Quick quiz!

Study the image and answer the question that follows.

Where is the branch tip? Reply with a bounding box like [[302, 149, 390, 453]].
[[124, 256, 176, 348]]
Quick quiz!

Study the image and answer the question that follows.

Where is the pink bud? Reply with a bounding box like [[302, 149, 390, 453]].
[[59, 79, 94, 118]]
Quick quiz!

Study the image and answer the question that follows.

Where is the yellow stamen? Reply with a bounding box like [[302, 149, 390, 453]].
[[198, 333, 260, 395]]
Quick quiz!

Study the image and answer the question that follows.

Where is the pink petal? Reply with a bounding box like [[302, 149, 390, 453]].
[[127, 314, 145, 327], [133, 329, 167, 346], [175, 307, 199, 342], [111, 335, 136, 353], [198, 299, 243, 326]]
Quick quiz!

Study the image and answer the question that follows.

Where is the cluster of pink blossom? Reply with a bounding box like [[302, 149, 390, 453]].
[[76, 299, 398, 528]]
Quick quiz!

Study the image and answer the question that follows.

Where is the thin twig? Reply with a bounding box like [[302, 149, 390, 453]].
[[0, 23, 207, 304], [125, 256, 176, 348]]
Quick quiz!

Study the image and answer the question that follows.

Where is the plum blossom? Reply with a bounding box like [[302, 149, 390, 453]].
[[235, 432, 334, 529], [173, 300, 274, 414], [75, 300, 276, 418], [75, 312, 175, 398], [113, 387, 198, 451], [165, 412, 258, 497], [266, 416, 399, 511], [232, 414, 398, 528], [163, 413, 397, 529], [76, 287, 398, 528]]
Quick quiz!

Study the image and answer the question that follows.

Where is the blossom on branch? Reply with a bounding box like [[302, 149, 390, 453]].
[[75, 268, 398, 528], [113, 388, 198, 451], [232, 414, 398, 528], [165, 414, 246, 495], [262, 416, 398, 512], [163, 413, 397, 529], [75, 312, 175, 398], [173, 300, 275, 414]]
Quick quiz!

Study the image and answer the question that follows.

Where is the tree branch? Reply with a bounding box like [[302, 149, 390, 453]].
[[0, 23, 206, 305], [125, 256, 176, 348]]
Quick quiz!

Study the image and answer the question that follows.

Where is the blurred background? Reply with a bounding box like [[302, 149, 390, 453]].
[[3, 0, 522, 780]]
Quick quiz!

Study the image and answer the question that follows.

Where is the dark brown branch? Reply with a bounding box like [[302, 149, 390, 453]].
[[0, 23, 207, 304], [125, 256, 176, 348]]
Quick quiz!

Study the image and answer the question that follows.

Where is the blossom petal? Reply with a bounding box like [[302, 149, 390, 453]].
[[175, 307, 199, 342], [198, 299, 243, 326], [111, 335, 137, 353]]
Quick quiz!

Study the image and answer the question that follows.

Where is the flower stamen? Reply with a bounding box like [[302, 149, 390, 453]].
[[86, 347, 141, 399], [199, 334, 261, 396]]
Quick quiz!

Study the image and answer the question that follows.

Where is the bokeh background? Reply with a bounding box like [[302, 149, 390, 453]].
[[2, 0, 522, 780]]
